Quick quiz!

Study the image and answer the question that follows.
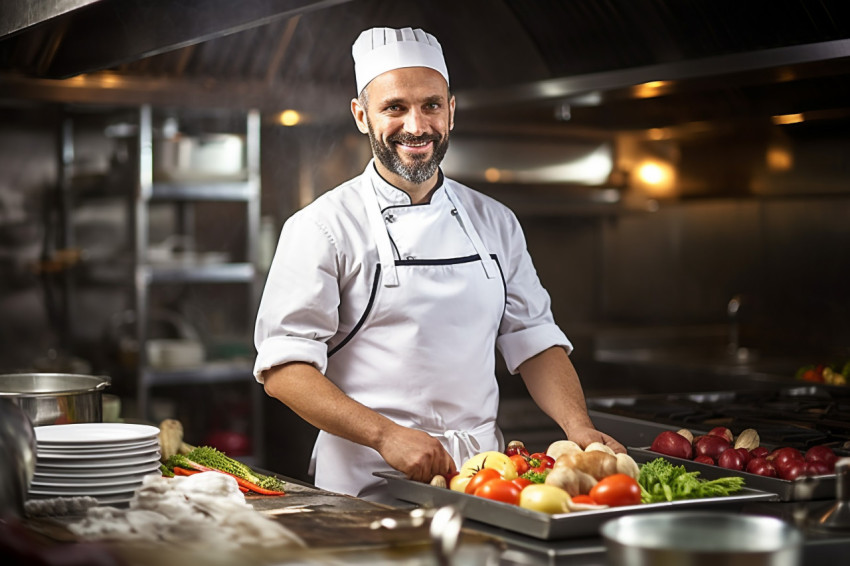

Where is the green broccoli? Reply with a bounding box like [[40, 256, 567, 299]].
[[164, 446, 286, 493]]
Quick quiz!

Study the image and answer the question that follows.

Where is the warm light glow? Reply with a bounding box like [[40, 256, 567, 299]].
[[772, 113, 804, 125], [484, 168, 502, 182], [99, 74, 120, 88], [647, 128, 669, 141], [766, 145, 793, 171], [776, 68, 797, 83], [278, 110, 302, 126], [637, 162, 664, 185], [635, 159, 676, 197], [634, 80, 670, 99]]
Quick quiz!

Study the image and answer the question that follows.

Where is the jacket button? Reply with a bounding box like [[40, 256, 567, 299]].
[[384, 214, 395, 223], [450, 209, 458, 216]]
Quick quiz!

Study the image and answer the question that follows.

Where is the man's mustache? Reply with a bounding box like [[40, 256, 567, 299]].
[[388, 132, 441, 145]]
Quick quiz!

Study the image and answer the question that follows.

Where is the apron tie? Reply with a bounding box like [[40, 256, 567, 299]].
[[442, 429, 482, 465]]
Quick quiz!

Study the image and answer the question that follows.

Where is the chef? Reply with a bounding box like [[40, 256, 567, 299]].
[[254, 26, 625, 502]]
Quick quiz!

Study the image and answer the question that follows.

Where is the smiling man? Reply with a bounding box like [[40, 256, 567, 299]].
[[254, 27, 624, 503]]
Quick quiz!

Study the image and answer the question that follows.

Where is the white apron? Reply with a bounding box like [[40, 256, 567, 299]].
[[311, 172, 507, 502]]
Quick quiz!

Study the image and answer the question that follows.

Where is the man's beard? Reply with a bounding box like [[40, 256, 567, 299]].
[[367, 119, 450, 185]]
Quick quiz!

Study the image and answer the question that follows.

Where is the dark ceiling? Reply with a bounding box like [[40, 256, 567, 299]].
[[2, 0, 850, 134]]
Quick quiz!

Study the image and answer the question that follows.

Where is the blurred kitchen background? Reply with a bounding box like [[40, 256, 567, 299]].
[[1, 0, 850, 480]]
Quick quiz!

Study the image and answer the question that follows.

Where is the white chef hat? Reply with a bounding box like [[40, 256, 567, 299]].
[[352, 27, 449, 95]]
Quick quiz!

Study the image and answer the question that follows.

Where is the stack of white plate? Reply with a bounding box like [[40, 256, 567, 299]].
[[30, 423, 161, 506]]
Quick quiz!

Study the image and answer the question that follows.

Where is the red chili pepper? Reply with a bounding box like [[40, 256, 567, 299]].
[[228, 474, 286, 496]]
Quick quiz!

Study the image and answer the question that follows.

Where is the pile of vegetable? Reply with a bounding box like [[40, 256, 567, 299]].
[[430, 438, 747, 514], [796, 361, 850, 386], [638, 457, 744, 503], [162, 446, 287, 495], [157, 419, 285, 496], [649, 426, 838, 480]]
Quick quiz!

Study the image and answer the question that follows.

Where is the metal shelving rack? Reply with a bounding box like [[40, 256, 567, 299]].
[[133, 104, 263, 464]]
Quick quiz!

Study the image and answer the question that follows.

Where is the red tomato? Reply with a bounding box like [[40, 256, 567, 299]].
[[570, 495, 596, 505], [510, 454, 529, 475], [465, 468, 501, 495], [529, 453, 555, 469], [511, 477, 533, 490], [801, 366, 825, 383], [589, 474, 641, 507], [474, 478, 522, 505]]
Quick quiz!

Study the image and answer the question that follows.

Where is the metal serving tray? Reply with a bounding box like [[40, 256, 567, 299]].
[[376, 457, 778, 540], [629, 447, 836, 501]]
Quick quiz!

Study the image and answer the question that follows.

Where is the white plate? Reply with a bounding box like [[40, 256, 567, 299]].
[[33, 461, 162, 478], [35, 423, 160, 445], [37, 447, 160, 461], [36, 439, 160, 454], [32, 470, 160, 489], [29, 484, 143, 497], [35, 453, 160, 469]]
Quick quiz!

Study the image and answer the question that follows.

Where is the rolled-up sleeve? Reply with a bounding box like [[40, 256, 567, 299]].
[[495, 212, 572, 374], [253, 212, 340, 383]]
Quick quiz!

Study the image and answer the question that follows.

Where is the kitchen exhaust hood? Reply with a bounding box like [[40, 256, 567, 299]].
[[3, 0, 850, 135], [0, 0, 352, 79]]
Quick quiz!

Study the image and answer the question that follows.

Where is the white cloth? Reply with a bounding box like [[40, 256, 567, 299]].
[[66, 473, 304, 551], [253, 161, 571, 498]]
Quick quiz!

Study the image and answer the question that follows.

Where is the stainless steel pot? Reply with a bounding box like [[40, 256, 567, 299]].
[[601, 511, 803, 566], [0, 373, 110, 426], [0, 398, 36, 517]]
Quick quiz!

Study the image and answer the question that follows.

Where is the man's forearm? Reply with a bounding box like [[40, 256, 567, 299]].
[[262, 361, 458, 480], [518, 346, 595, 435], [262, 361, 394, 451], [518, 346, 625, 452]]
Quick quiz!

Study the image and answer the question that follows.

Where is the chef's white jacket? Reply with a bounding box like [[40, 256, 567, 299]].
[[253, 164, 571, 382]]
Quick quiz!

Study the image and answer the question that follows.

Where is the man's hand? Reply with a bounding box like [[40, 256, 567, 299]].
[[565, 425, 627, 454], [377, 425, 457, 483]]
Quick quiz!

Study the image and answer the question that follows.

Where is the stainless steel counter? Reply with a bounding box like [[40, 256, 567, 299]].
[[12, 471, 850, 565]]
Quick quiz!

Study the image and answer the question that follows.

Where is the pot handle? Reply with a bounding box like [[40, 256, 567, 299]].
[[94, 377, 111, 391]]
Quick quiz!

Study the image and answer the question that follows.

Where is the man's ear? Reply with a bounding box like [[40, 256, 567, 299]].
[[351, 97, 369, 134], [448, 94, 456, 130]]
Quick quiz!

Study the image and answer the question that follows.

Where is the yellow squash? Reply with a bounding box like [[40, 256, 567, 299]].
[[450, 451, 518, 492]]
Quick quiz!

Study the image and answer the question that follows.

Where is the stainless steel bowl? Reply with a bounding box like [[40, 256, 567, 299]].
[[0, 373, 109, 426], [0, 398, 36, 517], [601, 511, 803, 566]]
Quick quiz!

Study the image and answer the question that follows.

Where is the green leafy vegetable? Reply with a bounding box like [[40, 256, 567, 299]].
[[638, 457, 745, 503], [520, 469, 550, 484]]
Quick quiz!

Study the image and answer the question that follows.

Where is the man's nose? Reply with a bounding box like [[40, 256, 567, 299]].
[[403, 108, 427, 135]]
